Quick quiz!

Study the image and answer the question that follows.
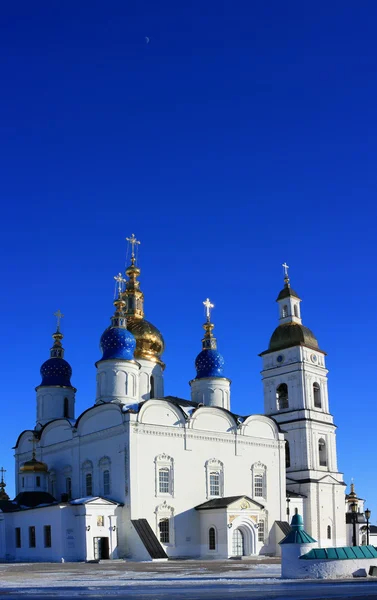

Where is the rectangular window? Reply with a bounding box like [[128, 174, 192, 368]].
[[209, 527, 216, 550], [86, 473, 93, 496], [254, 474, 264, 497], [66, 477, 72, 499], [158, 468, 170, 494], [36, 476, 41, 488], [15, 527, 21, 548], [209, 472, 220, 496], [29, 526, 36, 548], [103, 470, 110, 496], [44, 525, 52, 548], [258, 521, 265, 543], [158, 518, 170, 544]]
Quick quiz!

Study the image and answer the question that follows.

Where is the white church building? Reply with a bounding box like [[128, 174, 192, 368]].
[[0, 237, 347, 562]]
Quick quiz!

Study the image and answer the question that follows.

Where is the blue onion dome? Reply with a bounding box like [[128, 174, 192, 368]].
[[195, 300, 225, 379], [195, 348, 225, 378], [39, 328, 73, 387], [99, 295, 136, 361]]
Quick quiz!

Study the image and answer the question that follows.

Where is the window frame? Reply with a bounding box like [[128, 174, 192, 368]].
[[158, 518, 170, 544], [44, 525, 52, 548], [85, 472, 93, 496], [155, 501, 175, 546], [205, 459, 224, 499], [103, 470, 110, 496], [15, 527, 21, 548], [258, 520, 265, 543], [29, 526, 36, 548], [155, 454, 174, 497], [208, 527, 216, 551], [251, 462, 267, 501]]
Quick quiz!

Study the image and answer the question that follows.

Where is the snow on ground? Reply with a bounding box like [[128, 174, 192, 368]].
[[0, 561, 281, 588]]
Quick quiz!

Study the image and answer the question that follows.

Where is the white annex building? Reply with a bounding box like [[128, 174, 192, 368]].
[[0, 237, 348, 562]]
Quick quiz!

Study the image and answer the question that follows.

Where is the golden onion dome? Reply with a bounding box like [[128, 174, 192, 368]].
[[20, 457, 48, 473], [127, 317, 165, 367]]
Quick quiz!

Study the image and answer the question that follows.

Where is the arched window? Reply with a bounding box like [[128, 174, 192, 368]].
[[285, 440, 291, 468], [64, 397, 69, 418], [103, 470, 110, 496], [150, 375, 155, 399], [294, 304, 299, 318], [318, 438, 327, 467], [86, 472, 93, 496], [209, 527, 216, 550], [282, 305, 288, 318], [209, 472, 220, 496], [66, 477, 72, 499], [313, 383, 321, 408], [327, 525, 331, 539], [276, 383, 289, 410]]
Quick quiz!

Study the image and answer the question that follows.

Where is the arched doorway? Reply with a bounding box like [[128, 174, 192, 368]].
[[232, 528, 245, 556]]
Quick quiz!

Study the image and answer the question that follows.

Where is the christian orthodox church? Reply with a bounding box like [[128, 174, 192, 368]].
[[0, 237, 347, 562]]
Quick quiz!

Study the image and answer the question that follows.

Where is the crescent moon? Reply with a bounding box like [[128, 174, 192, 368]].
[[145, 37, 150, 44]]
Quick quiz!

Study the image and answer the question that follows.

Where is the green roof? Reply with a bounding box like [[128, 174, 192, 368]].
[[280, 512, 316, 545], [301, 545, 377, 560]]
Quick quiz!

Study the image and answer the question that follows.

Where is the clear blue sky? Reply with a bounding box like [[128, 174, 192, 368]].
[[1, 1, 376, 517]]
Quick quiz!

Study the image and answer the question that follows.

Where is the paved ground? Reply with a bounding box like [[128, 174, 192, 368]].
[[1, 559, 377, 599]]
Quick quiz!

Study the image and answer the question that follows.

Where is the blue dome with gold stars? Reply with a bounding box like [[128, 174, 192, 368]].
[[100, 326, 136, 361], [195, 349, 225, 378], [40, 358, 72, 387], [194, 299, 225, 379]]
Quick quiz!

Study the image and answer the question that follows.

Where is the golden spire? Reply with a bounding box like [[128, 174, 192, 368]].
[[0, 467, 9, 501], [123, 234, 144, 319], [50, 311, 65, 358]]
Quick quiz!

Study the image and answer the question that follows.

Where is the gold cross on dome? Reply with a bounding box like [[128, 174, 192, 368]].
[[54, 310, 64, 331], [282, 262, 289, 278], [0, 467, 6, 483], [126, 233, 141, 258], [203, 298, 214, 321], [28, 436, 37, 459], [114, 272, 126, 296]]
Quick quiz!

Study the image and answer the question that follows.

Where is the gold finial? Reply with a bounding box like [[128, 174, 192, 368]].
[[201, 299, 217, 350], [0, 467, 9, 501], [114, 272, 126, 297], [54, 309, 64, 332], [282, 262, 290, 286], [203, 298, 214, 322], [126, 233, 141, 265], [28, 436, 37, 461]]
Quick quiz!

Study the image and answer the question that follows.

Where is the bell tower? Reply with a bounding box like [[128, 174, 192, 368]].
[[260, 264, 346, 547]]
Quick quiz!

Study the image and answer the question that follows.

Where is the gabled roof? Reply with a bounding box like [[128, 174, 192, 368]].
[[69, 496, 121, 506], [195, 495, 264, 510]]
